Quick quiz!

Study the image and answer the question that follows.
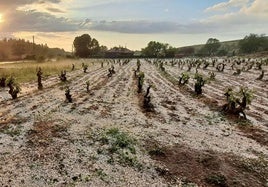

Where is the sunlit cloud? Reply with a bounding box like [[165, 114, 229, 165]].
[[0, 14, 3, 23], [205, 0, 250, 12]]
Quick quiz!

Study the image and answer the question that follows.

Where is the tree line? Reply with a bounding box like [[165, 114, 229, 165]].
[[0, 38, 67, 61], [1, 33, 267, 61], [2, 33, 266, 61]]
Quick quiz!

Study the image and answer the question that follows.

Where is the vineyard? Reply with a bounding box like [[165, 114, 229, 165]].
[[0, 58, 267, 186]]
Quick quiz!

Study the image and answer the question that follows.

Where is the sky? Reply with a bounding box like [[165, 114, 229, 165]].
[[0, 0, 267, 51]]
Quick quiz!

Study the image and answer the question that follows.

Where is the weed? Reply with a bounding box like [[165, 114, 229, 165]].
[[118, 151, 142, 169], [96, 128, 142, 169], [94, 168, 109, 182], [1, 125, 22, 137]]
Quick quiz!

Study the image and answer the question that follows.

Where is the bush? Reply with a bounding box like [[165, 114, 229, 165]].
[[6, 76, 21, 99], [137, 72, 145, 93], [59, 70, 67, 82], [194, 73, 206, 95], [0, 77, 6, 87], [178, 72, 190, 85], [65, 86, 72, 102], [222, 87, 254, 119]]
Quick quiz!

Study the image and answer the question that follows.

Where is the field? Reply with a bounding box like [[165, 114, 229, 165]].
[[0, 58, 267, 186]]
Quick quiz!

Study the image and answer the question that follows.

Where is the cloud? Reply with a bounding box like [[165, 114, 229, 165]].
[[0, 0, 267, 36], [46, 7, 66, 13], [204, 0, 268, 24], [0, 0, 61, 10], [205, 0, 250, 12], [200, 0, 268, 37], [243, 0, 268, 16], [1, 10, 78, 32], [79, 20, 213, 34]]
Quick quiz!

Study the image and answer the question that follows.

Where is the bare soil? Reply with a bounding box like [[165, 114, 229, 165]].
[[0, 59, 267, 186]]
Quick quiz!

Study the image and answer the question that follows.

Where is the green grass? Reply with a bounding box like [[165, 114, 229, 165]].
[[95, 127, 143, 169], [101, 127, 136, 154], [0, 59, 96, 83]]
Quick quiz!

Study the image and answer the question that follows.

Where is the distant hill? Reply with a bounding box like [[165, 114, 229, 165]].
[[177, 36, 268, 57], [177, 39, 240, 56]]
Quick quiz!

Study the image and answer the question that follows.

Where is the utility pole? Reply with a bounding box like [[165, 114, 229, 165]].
[[72, 44, 74, 55], [32, 35, 35, 55]]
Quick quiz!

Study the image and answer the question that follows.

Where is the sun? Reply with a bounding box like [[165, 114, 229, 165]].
[[0, 14, 3, 23]]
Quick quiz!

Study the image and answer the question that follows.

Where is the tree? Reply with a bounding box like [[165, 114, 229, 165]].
[[177, 47, 195, 57], [12, 40, 26, 57], [98, 45, 108, 57], [165, 46, 177, 58], [73, 34, 100, 58], [141, 41, 175, 58], [239, 34, 268, 54], [202, 38, 221, 56]]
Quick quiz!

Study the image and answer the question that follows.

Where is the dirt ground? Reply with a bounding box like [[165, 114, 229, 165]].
[[0, 58, 267, 186]]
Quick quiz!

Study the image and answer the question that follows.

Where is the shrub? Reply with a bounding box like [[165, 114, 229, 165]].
[[178, 72, 190, 85], [6, 76, 21, 99], [100, 128, 136, 155], [203, 61, 210, 69], [71, 64, 75, 71], [208, 71, 216, 80], [86, 81, 90, 92], [65, 86, 72, 102], [256, 62, 262, 70], [187, 63, 192, 72], [59, 70, 67, 82], [107, 65, 115, 77], [137, 59, 141, 72], [194, 73, 206, 95], [137, 72, 145, 93], [216, 63, 225, 72], [233, 69, 242, 76], [0, 77, 6, 87], [37, 67, 43, 90], [143, 85, 153, 110], [82, 63, 88, 73], [159, 62, 165, 72], [222, 87, 254, 119], [256, 70, 264, 80]]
